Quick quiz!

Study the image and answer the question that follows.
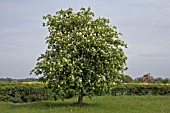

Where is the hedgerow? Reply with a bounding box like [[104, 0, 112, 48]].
[[0, 82, 54, 103], [0, 82, 170, 103], [111, 84, 170, 96]]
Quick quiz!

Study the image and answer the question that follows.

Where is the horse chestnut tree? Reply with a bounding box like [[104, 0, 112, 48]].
[[31, 7, 127, 105]]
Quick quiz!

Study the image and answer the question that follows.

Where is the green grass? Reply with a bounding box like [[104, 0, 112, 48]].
[[0, 96, 170, 113]]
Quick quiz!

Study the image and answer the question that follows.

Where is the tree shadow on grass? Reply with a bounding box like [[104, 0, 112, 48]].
[[11, 101, 101, 109]]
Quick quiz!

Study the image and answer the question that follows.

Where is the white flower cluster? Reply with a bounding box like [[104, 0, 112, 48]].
[[97, 76, 106, 83]]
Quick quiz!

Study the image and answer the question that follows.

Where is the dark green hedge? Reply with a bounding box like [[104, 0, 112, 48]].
[[111, 84, 170, 96], [0, 82, 54, 103], [0, 82, 170, 103]]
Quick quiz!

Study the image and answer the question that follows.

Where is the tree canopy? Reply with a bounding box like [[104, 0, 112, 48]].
[[31, 7, 127, 105]]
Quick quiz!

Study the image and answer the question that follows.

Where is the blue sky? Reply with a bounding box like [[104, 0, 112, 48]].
[[0, 0, 170, 79]]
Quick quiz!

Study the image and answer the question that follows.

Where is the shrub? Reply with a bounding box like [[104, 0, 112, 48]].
[[0, 82, 54, 103], [111, 84, 170, 96]]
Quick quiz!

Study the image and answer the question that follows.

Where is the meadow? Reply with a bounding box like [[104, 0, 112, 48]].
[[1, 96, 170, 113]]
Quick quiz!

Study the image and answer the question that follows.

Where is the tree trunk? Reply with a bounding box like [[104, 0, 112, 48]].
[[78, 88, 83, 105]]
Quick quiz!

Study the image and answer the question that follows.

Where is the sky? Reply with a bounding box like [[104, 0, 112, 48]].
[[0, 0, 170, 79]]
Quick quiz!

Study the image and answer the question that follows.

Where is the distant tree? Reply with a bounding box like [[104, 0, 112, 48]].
[[134, 77, 141, 83], [147, 76, 155, 83], [154, 77, 170, 84], [154, 77, 162, 83], [18, 78, 38, 82], [121, 75, 133, 83], [162, 78, 170, 84], [30, 7, 127, 105], [126, 75, 133, 82], [0, 77, 12, 82]]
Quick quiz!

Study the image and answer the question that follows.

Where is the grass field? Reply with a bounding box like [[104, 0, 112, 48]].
[[0, 96, 170, 113]]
